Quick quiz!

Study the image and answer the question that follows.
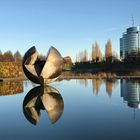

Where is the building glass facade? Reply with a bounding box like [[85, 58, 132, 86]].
[[120, 26, 140, 60]]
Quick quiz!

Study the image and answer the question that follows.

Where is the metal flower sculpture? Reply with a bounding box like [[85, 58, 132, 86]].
[[22, 46, 63, 85], [23, 85, 64, 125]]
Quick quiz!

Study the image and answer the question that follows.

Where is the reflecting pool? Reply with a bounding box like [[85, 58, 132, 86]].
[[0, 79, 140, 140]]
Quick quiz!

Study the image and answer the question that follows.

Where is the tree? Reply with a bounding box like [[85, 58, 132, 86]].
[[92, 41, 102, 63], [77, 49, 88, 62], [14, 51, 22, 63], [105, 39, 112, 63], [0, 50, 3, 62], [39, 54, 46, 61], [112, 51, 119, 62], [83, 49, 88, 62], [92, 43, 96, 62], [3, 51, 15, 62], [75, 53, 78, 62]]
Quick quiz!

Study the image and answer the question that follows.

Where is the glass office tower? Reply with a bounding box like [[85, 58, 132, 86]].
[[120, 26, 140, 60]]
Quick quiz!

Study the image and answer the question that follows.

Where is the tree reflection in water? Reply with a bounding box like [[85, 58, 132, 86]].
[[77, 79, 118, 97], [23, 85, 64, 125], [0, 80, 23, 96]]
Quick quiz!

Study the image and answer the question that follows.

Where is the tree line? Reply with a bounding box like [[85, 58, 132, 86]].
[[0, 50, 22, 63], [76, 39, 119, 63], [0, 50, 48, 64]]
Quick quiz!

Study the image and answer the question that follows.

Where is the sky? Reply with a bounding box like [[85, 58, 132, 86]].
[[0, 0, 140, 61]]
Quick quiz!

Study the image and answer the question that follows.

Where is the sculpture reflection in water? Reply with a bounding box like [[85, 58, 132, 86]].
[[23, 85, 64, 125], [120, 79, 140, 109]]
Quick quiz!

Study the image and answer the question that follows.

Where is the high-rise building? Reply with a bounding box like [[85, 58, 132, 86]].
[[120, 26, 140, 60]]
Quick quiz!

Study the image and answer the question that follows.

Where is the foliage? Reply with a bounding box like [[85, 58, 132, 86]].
[[75, 39, 119, 64], [92, 41, 102, 62], [0, 81, 23, 96], [105, 39, 113, 62], [14, 51, 22, 63], [2, 51, 15, 62], [0, 62, 23, 78], [0, 50, 22, 64]]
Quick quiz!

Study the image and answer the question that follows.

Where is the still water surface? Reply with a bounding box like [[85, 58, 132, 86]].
[[0, 79, 140, 140]]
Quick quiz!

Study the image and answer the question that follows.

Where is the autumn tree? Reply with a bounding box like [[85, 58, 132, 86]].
[[14, 51, 22, 64], [3, 51, 15, 62], [92, 41, 102, 63], [112, 51, 119, 62], [0, 50, 3, 62], [92, 43, 96, 61], [105, 39, 112, 63]]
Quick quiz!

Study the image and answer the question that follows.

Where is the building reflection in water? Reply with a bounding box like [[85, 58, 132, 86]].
[[121, 79, 140, 109], [0, 80, 23, 96], [23, 85, 64, 125]]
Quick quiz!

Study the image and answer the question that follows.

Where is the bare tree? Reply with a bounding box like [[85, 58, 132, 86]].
[[83, 49, 88, 62], [77, 49, 88, 62]]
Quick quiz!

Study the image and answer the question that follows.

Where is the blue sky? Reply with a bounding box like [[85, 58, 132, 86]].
[[0, 0, 140, 61]]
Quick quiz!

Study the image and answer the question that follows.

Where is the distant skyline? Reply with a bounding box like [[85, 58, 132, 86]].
[[0, 0, 140, 61]]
